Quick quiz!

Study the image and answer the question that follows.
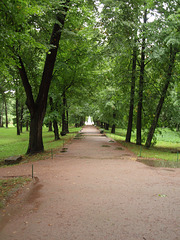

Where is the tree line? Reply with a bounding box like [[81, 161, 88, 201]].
[[0, 0, 179, 154]]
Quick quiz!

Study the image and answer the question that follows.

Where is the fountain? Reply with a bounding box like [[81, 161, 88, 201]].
[[85, 116, 94, 125]]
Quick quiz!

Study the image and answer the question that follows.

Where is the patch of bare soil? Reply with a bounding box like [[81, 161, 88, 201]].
[[0, 126, 180, 240]]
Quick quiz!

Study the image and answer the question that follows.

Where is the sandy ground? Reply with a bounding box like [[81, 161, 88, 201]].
[[0, 126, 180, 240]]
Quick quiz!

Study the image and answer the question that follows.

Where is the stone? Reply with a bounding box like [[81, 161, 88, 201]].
[[5, 155, 22, 165]]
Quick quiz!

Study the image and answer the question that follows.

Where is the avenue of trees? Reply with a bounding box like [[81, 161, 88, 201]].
[[0, 0, 179, 154]]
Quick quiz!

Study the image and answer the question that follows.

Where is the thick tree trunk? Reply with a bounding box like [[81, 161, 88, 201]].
[[136, 9, 147, 145], [18, 1, 69, 154], [27, 110, 44, 154], [16, 97, 20, 135], [126, 45, 137, 142], [145, 46, 176, 148], [53, 120, 60, 140]]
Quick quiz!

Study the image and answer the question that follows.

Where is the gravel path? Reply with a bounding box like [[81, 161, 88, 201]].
[[0, 126, 180, 240]]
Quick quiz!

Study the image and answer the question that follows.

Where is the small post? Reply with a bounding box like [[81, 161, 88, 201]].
[[51, 149, 53, 159], [32, 164, 34, 179]]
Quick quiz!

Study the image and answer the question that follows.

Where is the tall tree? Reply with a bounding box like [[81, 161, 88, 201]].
[[126, 43, 137, 142], [136, 7, 147, 145], [18, 1, 70, 153], [145, 45, 177, 147]]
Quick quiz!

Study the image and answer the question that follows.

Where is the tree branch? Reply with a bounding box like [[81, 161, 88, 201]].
[[18, 55, 35, 114]]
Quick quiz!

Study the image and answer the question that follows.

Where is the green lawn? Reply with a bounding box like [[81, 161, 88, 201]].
[[0, 126, 81, 163], [105, 128, 180, 162]]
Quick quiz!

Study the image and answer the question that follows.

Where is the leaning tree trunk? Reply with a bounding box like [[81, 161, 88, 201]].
[[145, 46, 176, 148], [126, 45, 137, 142], [18, 1, 70, 154], [136, 9, 147, 145]]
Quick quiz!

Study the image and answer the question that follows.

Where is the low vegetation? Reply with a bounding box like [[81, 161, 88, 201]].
[[0, 177, 31, 208], [105, 128, 180, 162], [0, 126, 81, 165]]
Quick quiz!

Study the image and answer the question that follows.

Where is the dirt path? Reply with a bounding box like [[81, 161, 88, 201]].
[[0, 126, 180, 240]]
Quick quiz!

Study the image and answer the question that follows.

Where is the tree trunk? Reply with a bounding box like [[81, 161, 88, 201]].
[[136, 9, 147, 145], [111, 124, 115, 134], [26, 120, 29, 131], [126, 45, 137, 142], [0, 103, 4, 127], [65, 108, 69, 133], [27, 110, 44, 154], [53, 120, 60, 140], [18, 1, 69, 154], [61, 92, 67, 135], [145, 46, 176, 148], [48, 121, 53, 131], [105, 123, 109, 130], [20, 105, 24, 133], [4, 97, 8, 128], [16, 97, 20, 135]]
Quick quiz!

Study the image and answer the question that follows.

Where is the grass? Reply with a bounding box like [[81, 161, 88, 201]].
[[0, 177, 31, 208], [0, 126, 81, 164], [0, 126, 81, 208], [105, 128, 180, 162]]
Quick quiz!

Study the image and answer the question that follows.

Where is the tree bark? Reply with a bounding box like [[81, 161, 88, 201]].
[[53, 120, 60, 140], [48, 121, 53, 131], [27, 109, 44, 154], [26, 120, 29, 131], [0, 105, 3, 127], [65, 108, 69, 133], [126, 45, 137, 142], [105, 123, 109, 130], [61, 92, 67, 135], [20, 105, 24, 133], [111, 124, 115, 134], [145, 46, 176, 148], [49, 97, 60, 140], [136, 8, 147, 145], [18, 1, 70, 154], [16, 97, 20, 135]]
